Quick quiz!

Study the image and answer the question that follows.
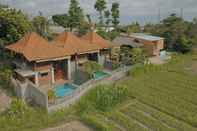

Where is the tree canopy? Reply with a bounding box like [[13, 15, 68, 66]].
[[32, 14, 51, 39], [0, 8, 33, 46], [94, 0, 107, 26]]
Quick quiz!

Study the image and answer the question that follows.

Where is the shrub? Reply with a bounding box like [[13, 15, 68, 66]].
[[83, 61, 103, 78], [5, 99, 29, 118], [174, 37, 193, 53], [48, 89, 56, 101], [77, 85, 129, 113]]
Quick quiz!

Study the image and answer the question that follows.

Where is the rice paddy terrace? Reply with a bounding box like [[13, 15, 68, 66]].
[[81, 54, 197, 131]]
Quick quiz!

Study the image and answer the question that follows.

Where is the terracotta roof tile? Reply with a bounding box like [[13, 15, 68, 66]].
[[53, 32, 100, 54], [81, 32, 114, 49], [6, 32, 70, 61]]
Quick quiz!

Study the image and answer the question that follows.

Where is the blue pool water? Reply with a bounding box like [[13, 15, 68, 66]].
[[55, 84, 75, 97], [94, 71, 110, 80]]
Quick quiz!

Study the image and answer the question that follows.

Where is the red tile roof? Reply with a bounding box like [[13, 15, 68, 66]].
[[6, 32, 70, 62], [53, 32, 100, 54], [81, 32, 114, 49]]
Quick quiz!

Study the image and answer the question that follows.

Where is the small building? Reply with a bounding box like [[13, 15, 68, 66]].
[[130, 33, 164, 56], [113, 33, 164, 56]]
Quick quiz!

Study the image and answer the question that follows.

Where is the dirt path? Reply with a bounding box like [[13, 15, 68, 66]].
[[41, 121, 92, 131]]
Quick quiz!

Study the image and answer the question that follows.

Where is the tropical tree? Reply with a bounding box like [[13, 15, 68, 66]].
[[111, 2, 120, 30], [104, 10, 111, 29], [68, 0, 84, 31], [0, 8, 33, 46], [94, 0, 107, 26], [32, 13, 51, 39], [52, 14, 69, 28], [83, 61, 103, 78]]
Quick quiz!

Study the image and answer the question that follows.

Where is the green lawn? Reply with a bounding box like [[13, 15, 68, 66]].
[[79, 53, 197, 131], [1, 53, 197, 131]]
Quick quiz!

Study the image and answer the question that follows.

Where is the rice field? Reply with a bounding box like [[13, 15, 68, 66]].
[[81, 54, 197, 131]]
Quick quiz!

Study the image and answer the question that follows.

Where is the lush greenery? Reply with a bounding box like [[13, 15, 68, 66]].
[[32, 13, 52, 39], [143, 14, 197, 53], [0, 8, 33, 46], [83, 61, 103, 78], [1, 53, 197, 131], [0, 99, 75, 131], [120, 47, 145, 65], [75, 53, 197, 131]]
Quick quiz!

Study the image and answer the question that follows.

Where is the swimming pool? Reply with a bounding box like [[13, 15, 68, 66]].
[[94, 71, 110, 80], [54, 84, 76, 98]]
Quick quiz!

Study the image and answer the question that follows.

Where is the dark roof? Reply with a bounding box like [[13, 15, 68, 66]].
[[113, 36, 143, 48]]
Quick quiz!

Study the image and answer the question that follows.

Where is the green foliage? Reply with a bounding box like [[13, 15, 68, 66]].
[[52, 14, 69, 28], [5, 99, 29, 118], [32, 14, 51, 39], [111, 2, 120, 30], [94, 85, 128, 111], [77, 84, 128, 113], [94, 0, 107, 25], [83, 61, 103, 78], [48, 89, 56, 100], [143, 13, 196, 53], [0, 66, 13, 89], [130, 48, 146, 64], [174, 36, 193, 53], [0, 102, 74, 131], [68, 0, 85, 31], [0, 8, 33, 46], [104, 10, 111, 28], [121, 47, 145, 65]]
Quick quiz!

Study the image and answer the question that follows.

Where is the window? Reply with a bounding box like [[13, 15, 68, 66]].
[[40, 72, 48, 77]]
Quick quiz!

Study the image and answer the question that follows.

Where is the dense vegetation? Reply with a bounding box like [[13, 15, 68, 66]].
[[143, 14, 196, 53]]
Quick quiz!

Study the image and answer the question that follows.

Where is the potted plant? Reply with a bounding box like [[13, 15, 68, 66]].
[[48, 89, 56, 104]]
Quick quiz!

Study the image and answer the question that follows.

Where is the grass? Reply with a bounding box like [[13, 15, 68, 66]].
[[77, 53, 197, 131], [1, 53, 197, 131]]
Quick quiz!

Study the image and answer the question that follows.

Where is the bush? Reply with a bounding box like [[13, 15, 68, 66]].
[[83, 61, 103, 78], [77, 85, 129, 113], [174, 37, 193, 53], [5, 99, 29, 118], [48, 89, 56, 103]]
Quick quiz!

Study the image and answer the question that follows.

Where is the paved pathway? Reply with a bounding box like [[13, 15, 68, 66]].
[[41, 121, 92, 131]]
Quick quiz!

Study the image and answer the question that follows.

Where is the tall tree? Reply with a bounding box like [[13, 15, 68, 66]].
[[111, 2, 120, 30], [0, 8, 33, 46], [104, 10, 111, 29], [32, 13, 50, 39], [68, 0, 84, 31], [94, 0, 107, 26], [52, 14, 69, 28]]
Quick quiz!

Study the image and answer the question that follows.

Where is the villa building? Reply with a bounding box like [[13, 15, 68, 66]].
[[5, 31, 117, 105], [6, 32, 72, 87]]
